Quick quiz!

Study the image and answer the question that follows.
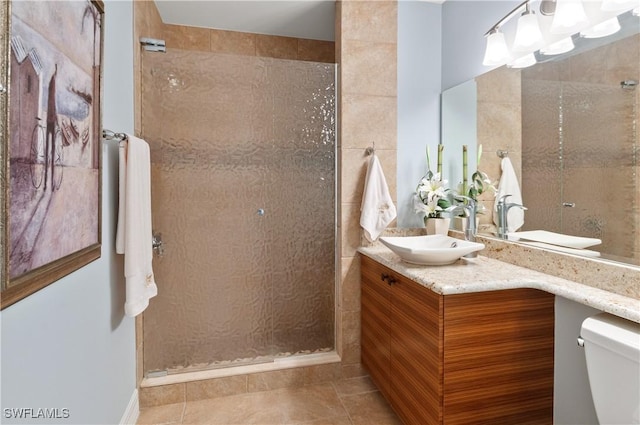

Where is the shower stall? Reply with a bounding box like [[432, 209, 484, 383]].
[[521, 35, 639, 263], [140, 48, 336, 376]]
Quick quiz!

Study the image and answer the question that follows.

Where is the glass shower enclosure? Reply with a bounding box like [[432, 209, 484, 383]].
[[522, 66, 638, 262], [140, 48, 336, 375]]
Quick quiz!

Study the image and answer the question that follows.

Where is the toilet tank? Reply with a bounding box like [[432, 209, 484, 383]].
[[581, 313, 640, 425]]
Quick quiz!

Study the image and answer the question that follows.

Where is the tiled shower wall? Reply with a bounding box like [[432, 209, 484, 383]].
[[475, 66, 522, 229], [336, 0, 398, 378], [133, 0, 397, 405]]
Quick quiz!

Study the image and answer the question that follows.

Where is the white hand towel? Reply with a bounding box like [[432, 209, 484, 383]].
[[493, 157, 525, 232], [116, 135, 158, 317], [360, 154, 397, 242]]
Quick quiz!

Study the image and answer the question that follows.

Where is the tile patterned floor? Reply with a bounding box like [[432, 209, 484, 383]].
[[137, 376, 402, 425]]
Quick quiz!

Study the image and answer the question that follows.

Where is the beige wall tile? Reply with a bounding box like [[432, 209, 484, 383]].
[[298, 39, 336, 63], [139, 384, 186, 408], [341, 202, 362, 258], [341, 256, 361, 312], [335, 1, 343, 62], [341, 149, 369, 205], [163, 24, 210, 51], [341, 148, 397, 206], [477, 102, 521, 163], [247, 368, 306, 392], [209, 29, 256, 56], [341, 94, 397, 150], [186, 376, 248, 402], [605, 34, 640, 85], [255, 34, 298, 60], [336, 302, 344, 357], [338, 0, 397, 377], [341, 40, 397, 97], [341, 1, 397, 43], [476, 67, 521, 104], [376, 149, 397, 202], [133, 0, 164, 136], [341, 311, 361, 365]]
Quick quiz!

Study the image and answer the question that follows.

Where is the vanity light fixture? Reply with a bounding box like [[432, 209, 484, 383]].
[[550, 0, 590, 34], [540, 36, 575, 55], [482, 0, 636, 68], [513, 3, 545, 52], [482, 0, 530, 66], [482, 30, 512, 66], [581, 17, 621, 38]]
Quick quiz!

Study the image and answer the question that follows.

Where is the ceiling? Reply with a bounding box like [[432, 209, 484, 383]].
[[154, 1, 337, 41]]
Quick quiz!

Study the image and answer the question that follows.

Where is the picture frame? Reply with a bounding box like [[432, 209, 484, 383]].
[[1, 0, 104, 309]]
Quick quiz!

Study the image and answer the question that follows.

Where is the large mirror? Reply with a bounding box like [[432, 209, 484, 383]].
[[442, 12, 639, 267]]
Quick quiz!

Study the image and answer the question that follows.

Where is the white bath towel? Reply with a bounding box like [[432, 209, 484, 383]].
[[493, 157, 525, 232], [116, 134, 158, 317], [360, 154, 397, 242]]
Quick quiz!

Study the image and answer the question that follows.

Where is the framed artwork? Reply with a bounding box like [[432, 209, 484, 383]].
[[1, 0, 104, 309]]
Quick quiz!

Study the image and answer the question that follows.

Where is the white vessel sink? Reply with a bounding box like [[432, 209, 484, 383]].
[[379, 235, 485, 266]]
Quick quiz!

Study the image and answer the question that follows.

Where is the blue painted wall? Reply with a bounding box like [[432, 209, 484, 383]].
[[1, 1, 136, 423], [397, 1, 443, 227]]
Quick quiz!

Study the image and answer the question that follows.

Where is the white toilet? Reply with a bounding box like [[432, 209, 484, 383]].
[[581, 313, 640, 424]]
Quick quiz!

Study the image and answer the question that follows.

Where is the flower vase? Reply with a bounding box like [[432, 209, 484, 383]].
[[424, 217, 451, 235]]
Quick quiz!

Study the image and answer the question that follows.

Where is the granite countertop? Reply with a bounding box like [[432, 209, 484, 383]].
[[358, 244, 640, 324]]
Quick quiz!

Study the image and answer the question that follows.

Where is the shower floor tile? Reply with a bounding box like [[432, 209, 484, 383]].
[[137, 376, 400, 425]]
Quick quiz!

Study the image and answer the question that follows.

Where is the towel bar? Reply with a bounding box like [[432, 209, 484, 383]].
[[103, 129, 127, 142]]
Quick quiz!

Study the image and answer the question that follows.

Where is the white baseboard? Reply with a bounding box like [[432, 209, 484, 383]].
[[119, 389, 139, 425]]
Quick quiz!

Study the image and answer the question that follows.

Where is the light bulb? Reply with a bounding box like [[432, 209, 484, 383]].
[[513, 12, 545, 52], [580, 17, 621, 38], [540, 37, 575, 55], [482, 31, 512, 66], [550, 0, 590, 34], [508, 53, 537, 68]]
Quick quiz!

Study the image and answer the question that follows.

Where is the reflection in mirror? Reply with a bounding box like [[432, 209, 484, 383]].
[[441, 79, 477, 192], [442, 30, 639, 266]]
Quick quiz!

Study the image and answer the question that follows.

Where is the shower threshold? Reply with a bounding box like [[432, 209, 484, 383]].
[[141, 350, 341, 388]]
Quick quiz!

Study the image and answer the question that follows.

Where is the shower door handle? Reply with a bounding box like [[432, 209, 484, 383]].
[[152, 232, 165, 257]]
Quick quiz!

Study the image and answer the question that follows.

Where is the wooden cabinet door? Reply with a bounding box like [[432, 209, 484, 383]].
[[390, 273, 443, 425], [442, 289, 555, 425], [361, 256, 555, 425], [361, 255, 393, 399]]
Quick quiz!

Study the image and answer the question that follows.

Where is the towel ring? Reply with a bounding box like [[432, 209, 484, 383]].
[[497, 150, 509, 158]]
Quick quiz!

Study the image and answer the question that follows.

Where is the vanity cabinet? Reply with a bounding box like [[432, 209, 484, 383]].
[[360, 255, 555, 425]]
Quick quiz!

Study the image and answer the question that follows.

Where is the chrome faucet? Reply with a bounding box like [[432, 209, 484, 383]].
[[496, 194, 527, 239], [447, 195, 478, 257]]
